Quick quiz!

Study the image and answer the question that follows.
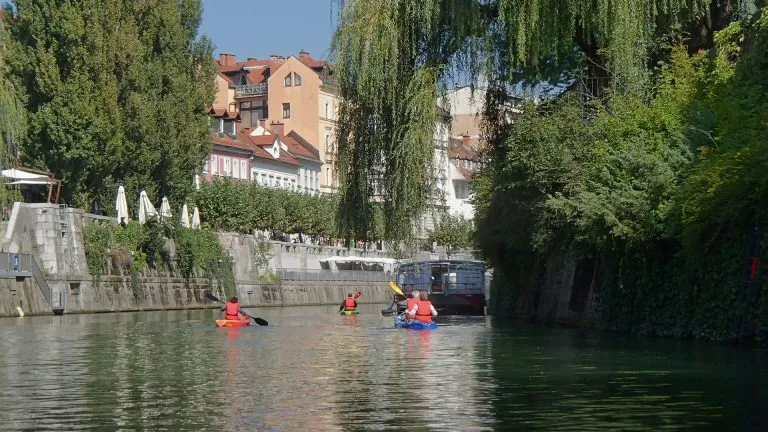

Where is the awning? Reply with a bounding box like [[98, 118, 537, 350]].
[[1, 167, 63, 203]]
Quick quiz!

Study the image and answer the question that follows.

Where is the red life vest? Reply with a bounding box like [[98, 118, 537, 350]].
[[415, 300, 433, 323], [344, 297, 357, 310], [225, 302, 240, 320], [406, 298, 417, 312]]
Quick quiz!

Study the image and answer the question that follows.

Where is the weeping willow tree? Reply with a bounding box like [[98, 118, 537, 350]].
[[0, 16, 25, 207], [0, 17, 23, 166], [331, 0, 748, 243]]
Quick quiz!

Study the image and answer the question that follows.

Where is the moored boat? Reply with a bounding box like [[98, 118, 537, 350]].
[[215, 319, 251, 328], [396, 260, 486, 315]]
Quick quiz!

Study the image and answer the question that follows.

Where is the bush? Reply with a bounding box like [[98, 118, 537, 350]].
[[196, 178, 339, 238]]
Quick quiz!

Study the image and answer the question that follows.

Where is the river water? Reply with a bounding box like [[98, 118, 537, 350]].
[[0, 305, 766, 431]]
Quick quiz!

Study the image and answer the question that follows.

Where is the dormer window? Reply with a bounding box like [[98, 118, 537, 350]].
[[284, 74, 292, 87], [294, 73, 301, 86]]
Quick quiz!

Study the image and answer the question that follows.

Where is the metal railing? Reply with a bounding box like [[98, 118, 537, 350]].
[[276, 268, 393, 283], [235, 83, 268, 97]]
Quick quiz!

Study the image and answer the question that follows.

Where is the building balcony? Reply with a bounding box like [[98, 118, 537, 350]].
[[235, 83, 268, 97]]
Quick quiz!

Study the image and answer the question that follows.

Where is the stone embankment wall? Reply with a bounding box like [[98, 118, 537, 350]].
[[0, 203, 393, 317]]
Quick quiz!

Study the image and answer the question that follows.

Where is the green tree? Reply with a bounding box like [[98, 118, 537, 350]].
[[7, 0, 214, 209], [428, 214, 474, 256], [331, 0, 733, 243]]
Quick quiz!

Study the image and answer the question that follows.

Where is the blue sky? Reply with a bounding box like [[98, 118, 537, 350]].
[[200, 0, 337, 61]]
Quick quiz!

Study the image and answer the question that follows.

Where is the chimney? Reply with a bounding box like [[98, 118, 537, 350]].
[[299, 50, 310, 59], [269, 121, 285, 136], [258, 119, 267, 129], [462, 134, 471, 147], [219, 53, 236, 66]]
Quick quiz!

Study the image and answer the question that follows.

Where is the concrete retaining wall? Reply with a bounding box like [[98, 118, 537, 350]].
[[0, 203, 394, 317]]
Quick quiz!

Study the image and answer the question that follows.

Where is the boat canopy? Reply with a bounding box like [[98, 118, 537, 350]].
[[319, 256, 397, 272]]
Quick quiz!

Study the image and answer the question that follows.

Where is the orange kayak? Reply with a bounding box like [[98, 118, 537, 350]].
[[215, 319, 251, 328]]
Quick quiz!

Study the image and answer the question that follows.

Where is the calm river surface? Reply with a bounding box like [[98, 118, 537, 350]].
[[0, 305, 766, 431]]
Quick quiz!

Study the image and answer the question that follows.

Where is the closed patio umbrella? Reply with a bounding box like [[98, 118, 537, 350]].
[[116, 186, 129, 225], [192, 206, 201, 229], [138, 190, 157, 224], [159, 196, 172, 220], [180, 203, 190, 228]]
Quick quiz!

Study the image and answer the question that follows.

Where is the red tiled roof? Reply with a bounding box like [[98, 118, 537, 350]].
[[208, 108, 240, 119], [286, 131, 320, 161], [217, 71, 234, 85], [212, 133, 251, 152], [458, 166, 475, 180], [215, 53, 329, 84], [449, 138, 480, 160], [282, 134, 321, 163], [243, 133, 301, 166]]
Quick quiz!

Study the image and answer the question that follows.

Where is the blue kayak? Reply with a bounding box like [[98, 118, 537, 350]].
[[395, 314, 437, 330]]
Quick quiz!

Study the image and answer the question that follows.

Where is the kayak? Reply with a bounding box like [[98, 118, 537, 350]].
[[395, 315, 437, 330], [215, 319, 251, 328], [341, 310, 359, 315]]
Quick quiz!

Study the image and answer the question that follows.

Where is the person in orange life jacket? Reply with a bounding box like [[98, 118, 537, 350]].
[[406, 292, 438, 324], [340, 293, 357, 312], [222, 297, 247, 321]]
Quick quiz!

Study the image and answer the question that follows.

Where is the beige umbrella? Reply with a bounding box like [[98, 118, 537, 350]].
[[138, 190, 157, 224], [180, 203, 190, 228], [159, 196, 172, 220], [116, 186, 129, 225], [192, 206, 201, 229]]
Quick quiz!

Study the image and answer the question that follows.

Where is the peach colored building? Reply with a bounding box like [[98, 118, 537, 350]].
[[214, 52, 339, 194]]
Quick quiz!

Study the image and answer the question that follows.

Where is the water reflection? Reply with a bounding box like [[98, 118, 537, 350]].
[[0, 310, 765, 430]]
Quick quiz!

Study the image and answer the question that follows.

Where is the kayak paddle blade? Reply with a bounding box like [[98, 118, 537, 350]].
[[252, 317, 269, 326], [388, 281, 404, 296]]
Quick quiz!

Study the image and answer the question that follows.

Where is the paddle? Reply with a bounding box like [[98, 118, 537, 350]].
[[338, 291, 362, 314], [388, 281, 404, 296], [205, 292, 268, 326]]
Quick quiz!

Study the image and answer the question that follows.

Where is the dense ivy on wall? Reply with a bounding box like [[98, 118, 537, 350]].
[[477, 10, 768, 344], [83, 220, 235, 297]]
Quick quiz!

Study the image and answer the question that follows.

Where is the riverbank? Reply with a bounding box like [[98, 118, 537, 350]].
[[0, 203, 395, 317]]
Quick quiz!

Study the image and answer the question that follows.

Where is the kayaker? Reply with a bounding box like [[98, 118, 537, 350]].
[[382, 293, 407, 315], [340, 293, 357, 313], [406, 292, 437, 324], [223, 297, 247, 321], [406, 290, 420, 313]]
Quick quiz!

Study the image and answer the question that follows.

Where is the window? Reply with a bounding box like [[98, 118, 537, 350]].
[[224, 120, 236, 136], [218, 118, 224, 133], [325, 103, 329, 118], [294, 73, 301, 86], [223, 157, 231, 176], [284, 74, 292, 86], [240, 161, 247, 179], [232, 159, 240, 178], [261, 173, 267, 185], [211, 155, 218, 175], [240, 101, 251, 109], [282, 103, 291, 118], [326, 167, 331, 185], [202, 158, 209, 174]]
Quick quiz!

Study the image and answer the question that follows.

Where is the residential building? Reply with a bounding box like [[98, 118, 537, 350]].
[[202, 109, 321, 194], [214, 52, 339, 194]]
